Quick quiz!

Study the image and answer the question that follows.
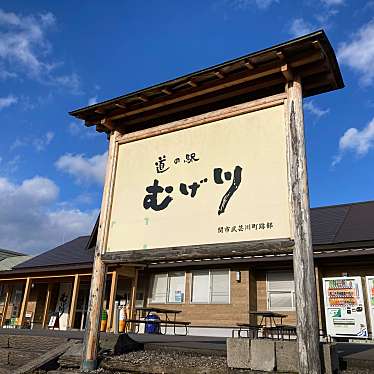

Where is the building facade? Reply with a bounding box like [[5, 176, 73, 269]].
[[1, 201, 373, 337]]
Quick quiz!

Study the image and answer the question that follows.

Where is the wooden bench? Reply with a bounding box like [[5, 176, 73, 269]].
[[125, 319, 191, 336], [263, 325, 297, 340], [233, 324, 262, 338]]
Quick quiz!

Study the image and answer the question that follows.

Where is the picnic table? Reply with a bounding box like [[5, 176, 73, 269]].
[[250, 311, 287, 327], [234, 311, 296, 340], [126, 307, 190, 335]]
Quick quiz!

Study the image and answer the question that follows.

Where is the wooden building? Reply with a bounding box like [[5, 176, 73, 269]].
[[0, 229, 140, 331], [1, 201, 373, 336]]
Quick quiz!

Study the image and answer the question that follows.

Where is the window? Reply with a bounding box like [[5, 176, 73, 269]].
[[149, 272, 185, 304], [191, 269, 230, 304], [267, 271, 295, 311]]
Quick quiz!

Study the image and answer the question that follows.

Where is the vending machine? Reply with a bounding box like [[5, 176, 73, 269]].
[[365, 276, 374, 339], [323, 276, 368, 338]]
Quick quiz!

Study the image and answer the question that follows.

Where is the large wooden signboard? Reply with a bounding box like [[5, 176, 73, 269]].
[[76, 31, 345, 372], [107, 104, 292, 252]]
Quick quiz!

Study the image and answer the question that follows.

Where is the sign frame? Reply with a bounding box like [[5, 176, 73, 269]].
[[101, 92, 295, 263]]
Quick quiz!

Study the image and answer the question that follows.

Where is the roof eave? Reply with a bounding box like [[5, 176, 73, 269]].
[[69, 30, 343, 133]]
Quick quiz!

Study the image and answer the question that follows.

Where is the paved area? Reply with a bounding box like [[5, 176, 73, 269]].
[[0, 327, 84, 340], [0, 328, 227, 353], [2, 328, 374, 372], [128, 332, 227, 354], [336, 342, 374, 371]]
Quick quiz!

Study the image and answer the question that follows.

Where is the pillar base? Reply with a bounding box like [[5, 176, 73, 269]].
[[81, 359, 97, 371]]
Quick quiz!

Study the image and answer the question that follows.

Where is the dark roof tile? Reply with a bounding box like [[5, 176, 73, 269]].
[[311, 201, 374, 245], [14, 236, 93, 269]]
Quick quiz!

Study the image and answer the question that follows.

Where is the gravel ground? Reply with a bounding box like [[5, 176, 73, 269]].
[[100, 349, 230, 373]]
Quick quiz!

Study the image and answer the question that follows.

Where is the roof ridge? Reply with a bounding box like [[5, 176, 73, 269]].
[[311, 200, 374, 210]]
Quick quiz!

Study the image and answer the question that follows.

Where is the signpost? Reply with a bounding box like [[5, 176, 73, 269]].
[[71, 31, 344, 373]]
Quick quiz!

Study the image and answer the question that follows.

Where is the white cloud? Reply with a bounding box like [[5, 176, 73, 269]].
[[332, 116, 374, 166], [0, 94, 17, 110], [321, 0, 344, 5], [55, 152, 107, 185], [289, 18, 314, 38], [53, 73, 81, 94], [0, 155, 21, 175], [0, 8, 81, 92], [68, 121, 99, 138], [11, 131, 55, 152], [88, 96, 98, 106], [254, 0, 279, 9], [338, 20, 374, 86], [0, 175, 97, 253], [68, 122, 81, 136], [0, 70, 17, 80], [224, 0, 279, 10], [32, 131, 54, 151], [304, 100, 330, 119]]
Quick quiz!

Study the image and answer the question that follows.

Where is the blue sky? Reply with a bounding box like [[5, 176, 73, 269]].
[[0, 0, 374, 254]]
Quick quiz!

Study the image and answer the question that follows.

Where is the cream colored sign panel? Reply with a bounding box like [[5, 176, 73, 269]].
[[107, 104, 291, 252]]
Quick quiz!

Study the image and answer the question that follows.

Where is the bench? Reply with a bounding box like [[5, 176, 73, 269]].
[[125, 319, 191, 336], [263, 325, 297, 340], [233, 324, 262, 338]]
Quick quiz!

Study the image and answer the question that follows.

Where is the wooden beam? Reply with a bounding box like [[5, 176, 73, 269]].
[[17, 277, 32, 327], [115, 75, 286, 129], [116, 266, 138, 278], [281, 64, 294, 82], [187, 80, 197, 88], [107, 271, 118, 332], [314, 265, 324, 333], [108, 51, 322, 123], [115, 103, 126, 109], [243, 60, 255, 70], [129, 269, 139, 331], [117, 93, 286, 144], [161, 88, 172, 95], [275, 51, 285, 61], [103, 238, 294, 264], [312, 40, 338, 90], [285, 77, 321, 374], [42, 283, 53, 328], [214, 71, 225, 79], [100, 118, 114, 131], [82, 130, 120, 371], [13, 341, 75, 374], [0, 286, 10, 327], [137, 95, 148, 103], [68, 274, 80, 329], [0, 273, 98, 282]]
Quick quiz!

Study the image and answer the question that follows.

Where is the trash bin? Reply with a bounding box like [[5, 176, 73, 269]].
[[145, 313, 160, 334]]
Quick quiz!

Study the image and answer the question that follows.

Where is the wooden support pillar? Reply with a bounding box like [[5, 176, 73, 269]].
[[286, 77, 321, 374], [248, 267, 257, 325], [0, 286, 10, 327], [68, 275, 80, 329], [127, 269, 138, 332], [82, 129, 119, 371], [315, 265, 325, 333], [42, 283, 53, 328], [107, 271, 118, 332], [17, 277, 32, 327]]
